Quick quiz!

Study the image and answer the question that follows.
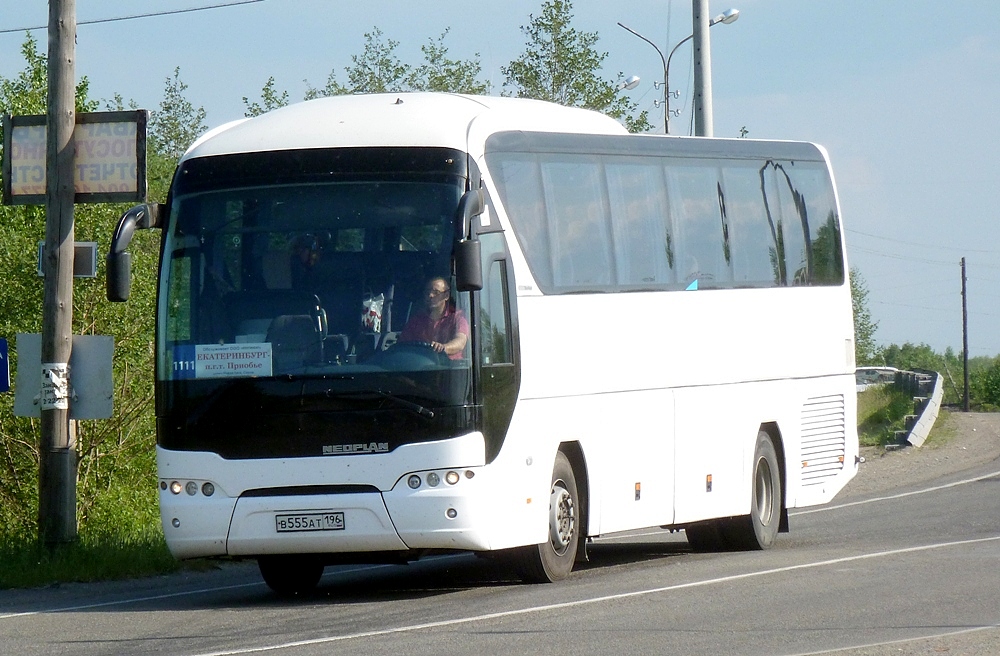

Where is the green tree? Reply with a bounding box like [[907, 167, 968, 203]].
[[243, 76, 290, 117], [146, 68, 207, 201], [304, 26, 490, 98], [306, 27, 410, 98], [502, 0, 651, 132], [148, 67, 208, 161], [881, 342, 941, 372], [345, 27, 411, 93], [971, 357, 1000, 409], [850, 269, 880, 365], [409, 29, 490, 94]]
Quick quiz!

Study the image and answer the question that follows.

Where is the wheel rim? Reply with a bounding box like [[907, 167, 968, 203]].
[[754, 457, 774, 526], [549, 481, 575, 555]]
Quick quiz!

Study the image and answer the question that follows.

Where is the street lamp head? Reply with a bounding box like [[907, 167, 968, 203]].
[[619, 75, 641, 91], [713, 8, 740, 25]]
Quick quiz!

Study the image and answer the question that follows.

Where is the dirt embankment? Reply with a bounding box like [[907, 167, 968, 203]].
[[842, 410, 1000, 499]]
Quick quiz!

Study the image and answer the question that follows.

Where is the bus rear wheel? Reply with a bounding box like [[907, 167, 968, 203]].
[[258, 555, 324, 596], [723, 431, 782, 550], [514, 451, 580, 583]]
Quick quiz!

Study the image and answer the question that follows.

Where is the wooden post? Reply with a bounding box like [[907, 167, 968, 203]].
[[961, 257, 969, 412], [39, 0, 78, 547]]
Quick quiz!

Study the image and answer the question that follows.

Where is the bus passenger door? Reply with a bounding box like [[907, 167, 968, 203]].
[[477, 232, 519, 463]]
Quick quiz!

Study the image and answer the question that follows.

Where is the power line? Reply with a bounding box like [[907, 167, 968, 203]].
[[850, 245, 957, 267], [0, 0, 265, 34], [847, 227, 1000, 255]]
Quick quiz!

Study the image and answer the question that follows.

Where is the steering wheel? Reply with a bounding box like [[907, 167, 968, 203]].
[[383, 341, 450, 367]]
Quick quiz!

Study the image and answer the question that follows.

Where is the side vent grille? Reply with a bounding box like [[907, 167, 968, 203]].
[[800, 394, 846, 486]]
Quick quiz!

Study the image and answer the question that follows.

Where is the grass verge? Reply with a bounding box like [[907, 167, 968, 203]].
[[857, 384, 915, 447], [0, 528, 180, 590]]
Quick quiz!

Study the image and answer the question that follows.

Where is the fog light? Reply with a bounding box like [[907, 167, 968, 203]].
[[185, 481, 198, 496], [201, 482, 215, 497], [446, 508, 458, 519], [407, 475, 422, 489], [169, 481, 182, 495], [427, 472, 440, 487], [445, 471, 460, 485]]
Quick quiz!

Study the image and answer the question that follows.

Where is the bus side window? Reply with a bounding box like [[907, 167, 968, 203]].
[[481, 259, 511, 365]]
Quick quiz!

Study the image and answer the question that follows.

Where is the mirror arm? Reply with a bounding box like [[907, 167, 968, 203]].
[[109, 203, 163, 255], [106, 203, 164, 302]]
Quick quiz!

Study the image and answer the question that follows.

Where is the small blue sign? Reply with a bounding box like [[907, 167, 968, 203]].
[[0, 338, 9, 393]]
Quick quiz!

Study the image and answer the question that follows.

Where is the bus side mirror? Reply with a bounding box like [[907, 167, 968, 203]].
[[455, 239, 483, 292], [106, 203, 163, 302], [454, 188, 485, 292], [106, 251, 133, 302]]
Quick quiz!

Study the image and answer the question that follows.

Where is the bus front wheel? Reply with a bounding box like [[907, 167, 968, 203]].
[[514, 451, 580, 583], [258, 555, 324, 596]]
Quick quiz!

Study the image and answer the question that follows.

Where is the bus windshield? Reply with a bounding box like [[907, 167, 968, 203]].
[[156, 156, 473, 443]]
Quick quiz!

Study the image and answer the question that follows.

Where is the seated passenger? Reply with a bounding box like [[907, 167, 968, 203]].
[[398, 276, 469, 360]]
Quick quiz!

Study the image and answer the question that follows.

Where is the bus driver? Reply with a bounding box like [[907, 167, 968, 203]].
[[398, 276, 469, 360]]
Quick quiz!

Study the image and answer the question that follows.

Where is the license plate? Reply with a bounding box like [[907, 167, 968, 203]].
[[275, 512, 345, 533]]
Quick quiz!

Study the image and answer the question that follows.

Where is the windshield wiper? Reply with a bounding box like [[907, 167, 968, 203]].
[[374, 391, 435, 418], [325, 389, 435, 419]]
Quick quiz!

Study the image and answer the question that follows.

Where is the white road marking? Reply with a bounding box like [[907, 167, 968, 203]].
[[187, 535, 1000, 656], [792, 469, 1000, 516], [5, 470, 1000, 652], [789, 623, 1000, 655], [0, 565, 385, 620]]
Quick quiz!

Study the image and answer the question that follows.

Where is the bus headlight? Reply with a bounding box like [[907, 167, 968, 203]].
[[407, 475, 422, 489], [426, 472, 440, 487], [164, 479, 217, 496], [445, 471, 460, 485]]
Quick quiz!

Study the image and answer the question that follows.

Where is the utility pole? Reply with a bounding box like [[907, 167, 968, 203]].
[[961, 257, 969, 412], [692, 0, 713, 136], [39, 0, 78, 547]]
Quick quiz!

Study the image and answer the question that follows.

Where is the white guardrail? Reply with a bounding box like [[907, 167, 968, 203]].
[[856, 368, 943, 448]]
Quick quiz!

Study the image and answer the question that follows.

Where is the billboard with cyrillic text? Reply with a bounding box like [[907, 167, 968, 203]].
[[2, 110, 147, 205]]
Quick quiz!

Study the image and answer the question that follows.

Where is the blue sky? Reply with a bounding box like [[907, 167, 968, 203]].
[[2, 0, 998, 357]]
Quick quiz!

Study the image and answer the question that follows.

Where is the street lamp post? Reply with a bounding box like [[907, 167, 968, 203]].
[[618, 8, 739, 135]]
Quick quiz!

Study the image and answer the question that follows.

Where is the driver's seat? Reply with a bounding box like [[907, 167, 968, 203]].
[[267, 315, 321, 373]]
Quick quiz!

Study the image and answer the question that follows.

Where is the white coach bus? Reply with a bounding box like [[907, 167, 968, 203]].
[[107, 93, 858, 594]]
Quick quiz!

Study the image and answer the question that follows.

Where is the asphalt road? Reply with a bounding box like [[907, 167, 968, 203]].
[[3, 444, 999, 655]]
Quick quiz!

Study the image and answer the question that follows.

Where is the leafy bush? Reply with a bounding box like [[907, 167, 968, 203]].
[[971, 357, 1000, 411]]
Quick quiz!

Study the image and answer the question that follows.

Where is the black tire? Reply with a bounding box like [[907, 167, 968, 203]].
[[514, 451, 580, 583], [258, 555, 324, 596], [723, 431, 782, 550]]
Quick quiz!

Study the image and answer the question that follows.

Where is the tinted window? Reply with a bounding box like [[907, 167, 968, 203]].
[[487, 147, 843, 294], [481, 259, 510, 365], [606, 160, 675, 287]]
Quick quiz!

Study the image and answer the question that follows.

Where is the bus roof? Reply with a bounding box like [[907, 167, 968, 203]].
[[182, 93, 629, 161]]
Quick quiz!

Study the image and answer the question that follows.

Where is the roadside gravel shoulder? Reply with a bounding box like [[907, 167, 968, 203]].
[[841, 410, 1000, 500]]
